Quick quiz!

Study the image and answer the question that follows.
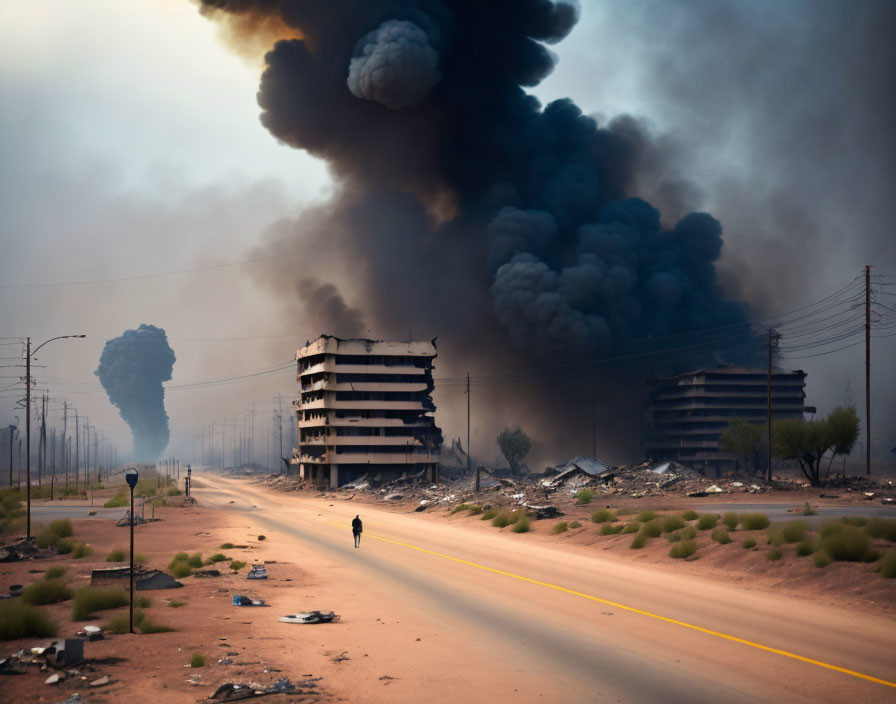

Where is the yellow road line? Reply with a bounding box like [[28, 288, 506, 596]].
[[326, 518, 896, 690]]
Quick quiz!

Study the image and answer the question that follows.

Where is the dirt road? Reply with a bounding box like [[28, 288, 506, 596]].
[[195, 475, 896, 704]]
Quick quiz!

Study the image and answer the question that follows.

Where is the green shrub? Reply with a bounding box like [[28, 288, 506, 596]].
[[742, 538, 757, 549], [575, 489, 594, 504], [104, 493, 127, 508], [601, 523, 624, 535], [813, 551, 832, 568], [134, 480, 158, 498], [840, 516, 868, 527], [168, 560, 192, 578], [134, 595, 151, 608], [45, 566, 67, 580], [49, 518, 73, 538], [640, 518, 664, 538], [590, 508, 616, 524], [468, 505, 483, 515], [205, 553, 230, 564], [230, 560, 246, 571], [187, 553, 203, 568], [667, 526, 697, 543], [167, 488, 182, 496], [801, 503, 817, 516], [0, 601, 58, 640], [219, 543, 235, 550], [796, 539, 815, 557], [104, 613, 131, 635], [722, 512, 739, 530], [740, 513, 770, 531], [630, 533, 648, 549], [622, 522, 641, 534], [819, 520, 844, 538], [168, 600, 186, 608], [71, 541, 93, 559], [491, 510, 520, 528], [696, 514, 718, 531], [822, 526, 872, 562], [71, 587, 129, 621], [511, 515, 531, 533], [191, 652, 205, 667], [682, 510, 698, 521], [670, 540, 697, 559], [22, 579, 72, 605], [866, 518, 896, 542], [711, 528, 732, 544], [636, 511, 657, 523], [451, 503, 474, 514], [779, 521, 808, 544], [36, 528, 62, 549], [569, 520, 581, 529], [140, 616, 175, 633], [551, 522, 568, 534], [106, 549, 126, 562], [481, 508, 498, 520], [55, 538, 73, 555], [662, 515, 685, 533], [879, 552, 896, 578], [767, 547, 783, 561], [133, 553, 150, 565]]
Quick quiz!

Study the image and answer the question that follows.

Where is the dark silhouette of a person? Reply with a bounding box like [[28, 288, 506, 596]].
[[352, 515, 363, 548]]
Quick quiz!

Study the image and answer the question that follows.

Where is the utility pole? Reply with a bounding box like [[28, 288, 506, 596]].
[[85, 422, 90, 487], [7, 425, 15, 487], [62, 402, 68, 488], [25, 337, 32, 538], [865, 264, 871, 476], [37, 392, 47, 486], [766, 328, 780, 483], [468, 373, 477, 492], [592, 383, 596, 458], [277, 395, 284, 474], [74, 411, 79, 491]]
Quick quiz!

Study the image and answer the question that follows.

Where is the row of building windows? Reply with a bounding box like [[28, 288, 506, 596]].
[[298, 353, 431, 370]]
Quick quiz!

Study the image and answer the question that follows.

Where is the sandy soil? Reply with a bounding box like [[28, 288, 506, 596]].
[[1, 475, 895, 704]]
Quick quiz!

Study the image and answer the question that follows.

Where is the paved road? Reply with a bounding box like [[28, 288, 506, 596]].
[[195, 475, 896, 704]]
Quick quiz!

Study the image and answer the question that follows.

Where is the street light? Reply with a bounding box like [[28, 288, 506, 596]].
[[25, 335, 86, 540], [125, 467, 138, 634]]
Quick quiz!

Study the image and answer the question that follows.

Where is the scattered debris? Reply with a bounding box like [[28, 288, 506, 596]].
[[89, 674, 110, 687], [330, 651, 349, 664], [90, 565, 183, 590], [247, 566, 267, 580], [205, 677, 318, 702], [278, 611, 339, 624], [232, 595, 267, 607], [195, 569, 222, 578]]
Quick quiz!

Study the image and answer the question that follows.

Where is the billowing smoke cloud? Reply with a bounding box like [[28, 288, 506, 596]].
[[198, 0, 759, 462], [95, 324, 175, 462]]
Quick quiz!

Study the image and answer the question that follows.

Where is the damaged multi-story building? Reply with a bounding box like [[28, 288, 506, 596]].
[[294, 335, 442, 488], [644, 365, 815, 475]]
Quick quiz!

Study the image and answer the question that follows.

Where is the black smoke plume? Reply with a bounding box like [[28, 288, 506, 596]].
[[95, 324, 176, 462], [198, 0, 755, 462]]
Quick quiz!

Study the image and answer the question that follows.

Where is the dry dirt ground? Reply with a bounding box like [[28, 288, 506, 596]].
[[1, 476, 895, 704]]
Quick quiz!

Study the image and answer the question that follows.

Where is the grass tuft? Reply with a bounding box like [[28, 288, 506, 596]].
[[742, 538, 757, 549], [481, 508, 498, 521], [55, 538, 73, 555], [575, 489, 594, 505], [104, 493, 127, 508], [840, 516, 868, 527], [667, 526, 697, 542], [590, 508, 616, 524], [740, 513, 770, 531], [796, 539, 815, 557], [822, 525, 872, 562], [636, 510, 657, 523], [187, 553, 203, 568], [166, 488, 182, 496], [22, 578, 72, 605], [71, 541, 93, 559], [779, 521, 808, 544], [813, 551, 832, 568], [682, 510, 698, 521], [866, 518, 896, 542], [879, 551, 896, 578], [511, 515, 531, 533], [229, 560, 246, 571], [168, 600, 186, 608], [767, 547, 783, 561], [219, 543, 235, 550], [721, 512, 739, 530], [601, 523, 624, 535], [622, 521, 641, 534], [44, 566, 67, 580], [190, 652, 205, 667], [711, 527, 732, 544], [551, 522, 568, 534], [0, 601, 58, 640], [205, 553, 230, 565], [696, 514, 718, 531], [801, 503, 818, 516], [106, 549, 126, 562], [491, 510, 520, 528], [630, 533, 648, 549], [71, 587, 129, 621], [49, 518, 73, 538], [669, 540, 697, 559], [640, 518, 664, 538], [662, 515, 685, 533], [569, 520, 581, 529]]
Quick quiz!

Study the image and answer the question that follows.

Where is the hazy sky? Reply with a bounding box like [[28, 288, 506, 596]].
[[1, 0, 892, 465]]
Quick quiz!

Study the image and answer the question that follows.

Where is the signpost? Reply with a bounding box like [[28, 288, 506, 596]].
[[124, 468, 138, 633]]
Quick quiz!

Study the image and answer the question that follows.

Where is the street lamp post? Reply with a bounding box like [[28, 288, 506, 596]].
[[25, 335, 86, 540], [125, 467, 138, 633]]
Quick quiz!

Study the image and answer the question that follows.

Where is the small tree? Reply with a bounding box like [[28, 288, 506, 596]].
[[772, 406, 859, 485], [497, 427, 531, 476], [719, 421, 764, 474]]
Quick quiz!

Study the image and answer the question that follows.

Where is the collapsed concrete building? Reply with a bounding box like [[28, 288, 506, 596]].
[[644, 365, 815, 475], [295, 335, 442, 488]]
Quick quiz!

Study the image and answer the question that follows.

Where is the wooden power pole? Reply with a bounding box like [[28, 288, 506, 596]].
[[865, 264, 871, 476]]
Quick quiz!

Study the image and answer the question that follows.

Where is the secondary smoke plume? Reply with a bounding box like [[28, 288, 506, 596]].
[[95, 324, 176, 462], [199, 0, 756, 461]]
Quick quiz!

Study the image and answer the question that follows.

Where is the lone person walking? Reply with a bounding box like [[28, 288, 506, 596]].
[[352, 515, 363, 548]]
